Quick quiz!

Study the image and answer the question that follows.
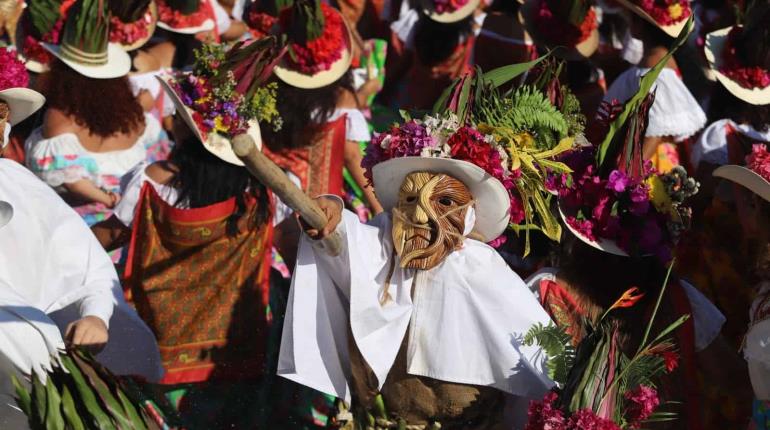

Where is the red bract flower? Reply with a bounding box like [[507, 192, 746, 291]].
[[0, 48, 29, 90], [608, 287, 645, 311], [157, 0, 210, 29], [245, 11, 277, 38], [659, 350, 680, 372], [720, 27, 770, 90], [566, 409, 621, 430], [525, 391, 566, 430], [747, 144, 770, 182], [624, 385, 660, 429], [279, 3, 346, 75]]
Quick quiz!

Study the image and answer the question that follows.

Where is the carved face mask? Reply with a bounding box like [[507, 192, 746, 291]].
[[391, 172, 473, 270]]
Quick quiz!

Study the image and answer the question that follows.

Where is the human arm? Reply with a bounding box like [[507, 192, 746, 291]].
[[62, 179, 119, 207], [91, 215, 131, 252]]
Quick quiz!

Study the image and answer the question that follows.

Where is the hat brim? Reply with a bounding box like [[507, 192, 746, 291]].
[[557, 206, 630, 257], [157, 75, 262, 166], [521, 0, 599, 60], [714, 164, 770, 203], [705, 27, 770, 106], [614, 0, 690, 38], [421, 0, 480, 23], [273, 11, 353, 89], [156, 19, 214, 34], [0, 88, 46, 125], [42, 43, 131, 79], [372, 157, 511, 243], [118, 1, 158, 51], [0, 201, 13, 229]]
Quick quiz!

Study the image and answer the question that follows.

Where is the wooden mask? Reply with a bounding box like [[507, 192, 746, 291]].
[[391, 172, 473, 270]]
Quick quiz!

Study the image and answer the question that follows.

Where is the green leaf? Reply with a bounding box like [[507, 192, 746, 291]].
[[69, 350, 133, 429], [650, 314, 690, 345], [481, 53, 551, 88], [59, 355, 115, 429], [61, 384, 86, 430], [12, 374, 32, 417], [432, 77, 461, 114], [596, 17, 694, 167], [44, 375, 64, 430], [32, 372, 47, 427]]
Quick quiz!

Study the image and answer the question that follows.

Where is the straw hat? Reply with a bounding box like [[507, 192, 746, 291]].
[[273, 0, 352, 89], [520, 0, 599, 60], [705, 27, 770, 106], [109, 0, 159, 51], [614, 0, 691, 38], [155, 0, 214, 34], [714, 164, 770, 203], [42, 0, 131, 79], [0, 47, 46, 125], [419, 0, 480, 23]]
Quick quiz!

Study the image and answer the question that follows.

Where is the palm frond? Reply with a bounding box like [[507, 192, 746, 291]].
[[523, 322, 575, 386]]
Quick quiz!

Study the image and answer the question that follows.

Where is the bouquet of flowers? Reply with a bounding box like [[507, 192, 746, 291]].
[[523, 264, 688, 429]]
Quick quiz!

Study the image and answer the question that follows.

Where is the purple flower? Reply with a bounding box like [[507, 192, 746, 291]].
[[629, 184, 651, 216], [607, 170, 629, 193], [567, 216, 596, 241]]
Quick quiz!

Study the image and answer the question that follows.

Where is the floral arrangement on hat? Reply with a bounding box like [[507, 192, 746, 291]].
[[21, 0, 76, 66], [430, 0, 470, 14], [718, 26, 770, 90], [637, 0, 690, 26], [278, 0, 346, 75], [534, 0, 597, 48], [747, 144, 770, 182], [108, 0, 155, 47], [0, 48, 29, 90], [524, 267, 688, 429], [157, 0, 209, 29], [244, 0, 292, 38], [169, 37, 284, 140]]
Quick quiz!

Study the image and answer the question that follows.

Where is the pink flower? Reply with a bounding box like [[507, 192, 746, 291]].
[[0, 48, 29, 91], [747, 144, 770, 182], [624, 385, 660, 428], [566, 409, 621, 430], [607, 170, 629, 193], [566, 216, 596, 241], [525, 392, 566, 430]]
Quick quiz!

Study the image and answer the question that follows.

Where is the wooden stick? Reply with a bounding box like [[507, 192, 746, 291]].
[[231, 134, 343, 256]]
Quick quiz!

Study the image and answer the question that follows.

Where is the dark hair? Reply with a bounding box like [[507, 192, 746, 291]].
[[168, 133, 271, 235], [708, 83, 770, 132], [632, 14, 674, 49], [413, 14, 473, 66], [39, 59, 145, 137], [262, 71, 353, 151]]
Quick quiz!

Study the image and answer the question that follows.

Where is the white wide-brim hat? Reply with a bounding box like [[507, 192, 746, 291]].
[[273, 10, 353, 89], [0, 201, 12, 229], [420, 0, 480, 23], [714, 164, 770, 203], [558, 207, 629, 257], [117, 1, 159, 51], [372, 157, 511, 242], [158, 75, 262, 166], [42, 42, 131, 79], [0, 88, 46, 125], [615, 0, 690, 38], [705, 27, 770, 106], [521, 0, 599, 60], [156, 18, 214, 34]]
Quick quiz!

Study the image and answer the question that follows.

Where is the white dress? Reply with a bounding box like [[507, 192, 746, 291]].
[[328, 108, 371, 143], [604, 67, 707, 142], [278, 208, 554, 404], [0, 159, 162, 381]]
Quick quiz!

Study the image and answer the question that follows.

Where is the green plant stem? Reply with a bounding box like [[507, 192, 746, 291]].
[[639, 258, 675, 353]]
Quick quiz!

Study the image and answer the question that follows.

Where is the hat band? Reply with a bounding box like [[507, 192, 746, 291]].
[[60, 42, 109, 66]]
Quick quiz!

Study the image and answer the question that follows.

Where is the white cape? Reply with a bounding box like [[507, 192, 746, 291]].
[[0, 159, 162, 381], [278, 210, 554, 403]]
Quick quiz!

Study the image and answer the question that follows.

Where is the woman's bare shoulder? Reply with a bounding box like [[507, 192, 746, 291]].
[[145, 161, 177, 185], [42, 108, 79, 138]]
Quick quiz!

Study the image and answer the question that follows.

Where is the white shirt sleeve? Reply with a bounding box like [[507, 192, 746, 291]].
[[681, 280, 726, 352], [114, 162, 150, 227], [210, 0, 233, 35]]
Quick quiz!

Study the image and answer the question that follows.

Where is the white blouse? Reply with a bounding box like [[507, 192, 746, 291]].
[[604, 67, 707, 141], [690, 119, 770, 169], [328, 108, 371, 142]]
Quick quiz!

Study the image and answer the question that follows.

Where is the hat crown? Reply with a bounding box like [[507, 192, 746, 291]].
[[108, 0, 151, 23], [60, 0, 110, 66]]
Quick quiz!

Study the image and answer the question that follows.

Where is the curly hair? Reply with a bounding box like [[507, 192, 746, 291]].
[[38, 59, 145, 137]]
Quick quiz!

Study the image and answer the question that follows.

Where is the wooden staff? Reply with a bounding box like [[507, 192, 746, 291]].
[[231, 134, 343, 256]]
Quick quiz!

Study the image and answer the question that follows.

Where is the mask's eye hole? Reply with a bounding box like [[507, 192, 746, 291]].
[[405, 196, 417, 203], [438, 197, 452, 206]]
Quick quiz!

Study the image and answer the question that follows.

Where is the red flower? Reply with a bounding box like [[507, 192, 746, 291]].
[[109, 11, 151, 45], [720, 27, 770, 90], [608, 287, 645, 312], [279, 3, 346, 75], [0, 48, 29, 91], [157, 0, 210, 29], [534, 1, 597, 47], [566, 409, 621, 430], [525, 391, 566, 430], [624, 385, 660, 429]]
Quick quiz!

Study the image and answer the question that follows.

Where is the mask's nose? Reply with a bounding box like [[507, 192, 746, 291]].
[[411, 202, 429, 224]]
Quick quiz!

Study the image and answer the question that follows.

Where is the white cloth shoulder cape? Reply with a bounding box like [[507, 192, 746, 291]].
[[0, 159, 163, 381], [278, 210, 554, 404]]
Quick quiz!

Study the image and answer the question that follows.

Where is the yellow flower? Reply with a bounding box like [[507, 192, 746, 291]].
[[647, 175, 675, 217], [668, 3, 683, 20], [214, 117, 228, 133]]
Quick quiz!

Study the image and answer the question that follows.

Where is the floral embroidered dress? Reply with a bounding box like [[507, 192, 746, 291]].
[[604, 67, 707, 173], [24, 113, 172, 226]]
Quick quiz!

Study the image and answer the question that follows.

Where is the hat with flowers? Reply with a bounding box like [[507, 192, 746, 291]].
[[556, 18, 697, 260], [615, 0, 692, 38], [0, 47, 46, 127], [272, 0, 352, 89], [419, 0, 480, 23], [521, 0, 599, 59], [242, 0, 292, 38], [108, 0, 158, 51], [704, 3, 770, 106], [156, 0, 214, 34], [16, 0, 75, 73], [364, 56, 582, 248], [158, 37, 285, 166], [714, 144, 770, 203]]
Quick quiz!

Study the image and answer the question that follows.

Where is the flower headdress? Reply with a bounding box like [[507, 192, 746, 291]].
[[156, 0, 214, 34], [365, 55, 581, 250], [108, 0, 157, 51], [522, 0, 599, 59], [0, 47, 46, 127], [158, 37, 285, 166], [243, 0, 293, 38], [273, 0, 351, 89], [713, 143, 770, 203], [615, 0, 691, 37], [704, 2, 770, 105], [17, 0, 75, 73], [419, 0, 480, 23], [557, 18, 697, 261]]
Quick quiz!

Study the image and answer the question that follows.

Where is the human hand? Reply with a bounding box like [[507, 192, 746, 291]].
[[65, 316, 109, 353], [298, 196, 343, 240], [195, 30, 216, 43], [106, 191, 121, 208]]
